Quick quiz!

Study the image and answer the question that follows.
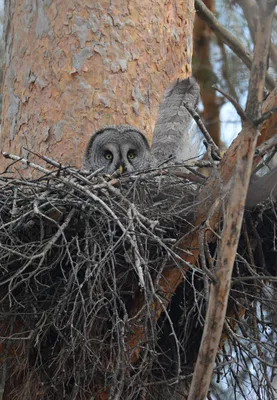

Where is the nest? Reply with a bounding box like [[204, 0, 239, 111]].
[[0, 155, 276, 399]]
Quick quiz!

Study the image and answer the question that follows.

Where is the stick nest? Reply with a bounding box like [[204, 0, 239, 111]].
[[0, 157, 276, 399]]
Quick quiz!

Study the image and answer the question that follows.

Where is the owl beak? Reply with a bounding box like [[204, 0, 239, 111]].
[[116, 159, 125, 175], [119, 164, 124, 175]]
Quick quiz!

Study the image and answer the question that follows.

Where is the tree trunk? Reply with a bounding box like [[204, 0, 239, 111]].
[[193, 0, 221, 146], [1, 0, 195, 176]]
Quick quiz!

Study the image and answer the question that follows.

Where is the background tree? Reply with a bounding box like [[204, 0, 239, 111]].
[[195, 0, 277, 149], [193, 0, 222, 147]]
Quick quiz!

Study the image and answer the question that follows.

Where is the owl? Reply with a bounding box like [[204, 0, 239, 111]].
[[83, 78, 200, 174], [83, 125, 152, 174]]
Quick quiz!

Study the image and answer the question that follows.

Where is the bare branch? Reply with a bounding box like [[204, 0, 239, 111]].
[[245, 3, 275, 119], [236, 0, 277, 70]]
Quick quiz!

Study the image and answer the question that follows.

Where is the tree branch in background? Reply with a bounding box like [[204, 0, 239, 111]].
[[235, 0, 257, 42], [188, 2, 275, 399], [217, 38, 240, 104], [218, 86, 277, 179], [195, 0, 276, 90], [236, 0, 277, 69]]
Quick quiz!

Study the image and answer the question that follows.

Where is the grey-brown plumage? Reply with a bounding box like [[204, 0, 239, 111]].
[[83, 78, 200, 174], [151, 77, 200, 164], [83, 125, 152, 174], [246, 166, 277, 209]]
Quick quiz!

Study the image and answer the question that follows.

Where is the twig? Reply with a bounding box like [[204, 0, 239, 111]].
[[170, 170, 205, 183], [252, 146, 277, 174], [213, 85, 247, 121], [198, 227, 217, 284], [217, 38, 240, 103], [23, 147, 106, 182], [183, 100, 221, 160], [183, 166, 207, 181], [127, 207, 145, 288], [2, 152, 52, 175], [0, 208, 76, 291]]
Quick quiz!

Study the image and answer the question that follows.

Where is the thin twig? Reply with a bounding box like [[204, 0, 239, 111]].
[[213, 85, 247, 121], [183, 100, 221, 160]]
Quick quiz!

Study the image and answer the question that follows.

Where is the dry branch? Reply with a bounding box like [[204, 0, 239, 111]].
[[236, 0, 277, 70]]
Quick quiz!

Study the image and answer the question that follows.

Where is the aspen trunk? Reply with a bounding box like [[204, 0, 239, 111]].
[[1, 0, 195, 176]]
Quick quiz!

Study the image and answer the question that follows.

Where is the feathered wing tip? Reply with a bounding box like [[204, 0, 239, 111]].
[[151, 77, 201, 165], [246, 166, 277, 209], [164, 77, 200, 109]]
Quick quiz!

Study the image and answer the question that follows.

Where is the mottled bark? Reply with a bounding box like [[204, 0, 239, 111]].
[[1, 0, 194, 176]]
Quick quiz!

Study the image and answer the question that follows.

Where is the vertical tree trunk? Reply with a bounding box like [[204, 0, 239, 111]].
[[1, 0, 195, 176], [193, 0, 221, 146]]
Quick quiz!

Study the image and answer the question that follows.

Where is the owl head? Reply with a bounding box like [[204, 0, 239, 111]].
[[83, 125, 151, 174]]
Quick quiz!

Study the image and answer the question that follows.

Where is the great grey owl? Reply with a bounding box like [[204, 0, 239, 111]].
[[83, 125, 152, 174], [83, 78, 200, 174]]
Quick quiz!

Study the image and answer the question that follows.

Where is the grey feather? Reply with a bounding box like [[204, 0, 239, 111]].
[[151, 77, 200, 164], [246, 167, 277, 209]]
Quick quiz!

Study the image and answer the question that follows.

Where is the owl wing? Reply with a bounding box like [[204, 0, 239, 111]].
[[151, 78, 200, 165], [246, 166, 277, 209]]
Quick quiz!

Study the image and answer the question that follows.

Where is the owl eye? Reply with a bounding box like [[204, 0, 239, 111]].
[[104, 151, 113, 161], [127, 151, 136, 160]]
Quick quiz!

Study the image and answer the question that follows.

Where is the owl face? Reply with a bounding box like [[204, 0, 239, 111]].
[[83, 125, 151, 174]]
